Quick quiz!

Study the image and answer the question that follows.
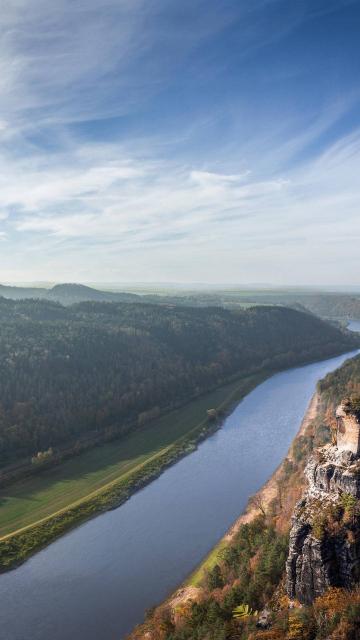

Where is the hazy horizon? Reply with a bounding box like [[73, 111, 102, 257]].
[[4, 280, 360, 294], [1, 1, 359, 284]]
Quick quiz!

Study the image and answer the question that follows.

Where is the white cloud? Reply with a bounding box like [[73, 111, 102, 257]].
[[0, 125, 356, 250], [0, 1, 359, 285], [3, 142, 291, 244], [0, 108, 359, 284], [190, 170, 251, 185], [0, 0, 248, 132]]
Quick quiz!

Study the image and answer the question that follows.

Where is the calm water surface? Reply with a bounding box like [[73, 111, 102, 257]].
[[348, 319, 360, 332], [0, 346, 359, 640]]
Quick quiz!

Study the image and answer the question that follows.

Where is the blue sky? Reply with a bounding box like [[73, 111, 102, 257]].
[[0, 0, 360, 285]]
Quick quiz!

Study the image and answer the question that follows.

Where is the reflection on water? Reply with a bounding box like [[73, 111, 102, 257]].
[[348, 319, 360, 332]]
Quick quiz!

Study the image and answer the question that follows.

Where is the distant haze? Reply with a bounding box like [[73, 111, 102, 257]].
[[4, 282, 360, 294], [0, 1, 360, 284]]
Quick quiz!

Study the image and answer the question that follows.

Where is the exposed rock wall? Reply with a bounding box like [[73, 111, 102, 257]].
[[286, 444, 360, 603], [336, 403, 360, 456], [306, 445, 360, 498]]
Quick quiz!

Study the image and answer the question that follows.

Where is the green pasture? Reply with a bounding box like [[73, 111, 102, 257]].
[[0, 373, 262, 539]]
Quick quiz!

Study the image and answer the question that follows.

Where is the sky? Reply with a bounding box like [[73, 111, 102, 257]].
[[0, 0, 360, 286]]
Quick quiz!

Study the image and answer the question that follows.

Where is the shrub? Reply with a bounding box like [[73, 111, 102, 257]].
[[31, 447, 54, 465]]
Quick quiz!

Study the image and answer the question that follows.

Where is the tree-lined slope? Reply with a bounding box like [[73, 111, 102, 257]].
[[0, 299, 357, 467]]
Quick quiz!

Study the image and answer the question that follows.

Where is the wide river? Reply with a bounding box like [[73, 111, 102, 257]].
[[1, 323, 360, 640]]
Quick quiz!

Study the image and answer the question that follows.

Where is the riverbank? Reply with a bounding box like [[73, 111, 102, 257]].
[[139, 391, 321, 624], [0, 370, 269, 571], [0, 345, 355, 572]]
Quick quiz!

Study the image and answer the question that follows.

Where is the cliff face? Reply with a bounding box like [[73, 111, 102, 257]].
[[286, 443, 360, 604]]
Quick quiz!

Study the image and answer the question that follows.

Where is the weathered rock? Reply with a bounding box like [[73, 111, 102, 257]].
[[286, 442, 360, 603], [305, 445, 360, 498], [336, 402, 360, 456], [256, 608, 272, 629]]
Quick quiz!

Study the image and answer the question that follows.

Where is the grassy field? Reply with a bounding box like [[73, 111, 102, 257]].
[[0, 373, 265, 540]]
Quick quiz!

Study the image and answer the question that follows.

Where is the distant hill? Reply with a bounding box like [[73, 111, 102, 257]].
[[2, 283, 360, 322], [46, 283, 140, 305], [0, 284, 48, 300], [230, 292, 360, 322], [0, 282, 140, 305]]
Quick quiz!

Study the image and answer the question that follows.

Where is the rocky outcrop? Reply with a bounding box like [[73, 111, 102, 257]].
[[286, 443, 360, 604], [306, 445, 360, 498]]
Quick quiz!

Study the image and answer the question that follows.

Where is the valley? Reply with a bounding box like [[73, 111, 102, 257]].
[[0, 348, 358, 640]]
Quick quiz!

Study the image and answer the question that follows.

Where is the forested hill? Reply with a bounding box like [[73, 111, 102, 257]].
[[0, 282, 140, 305], [0, 298, 358, 466], [318, 352, 360, 405], [226, 291, 360, 322]]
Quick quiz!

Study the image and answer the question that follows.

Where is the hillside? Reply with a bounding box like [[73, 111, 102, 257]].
[[234, 292, 360, 322], [46, 283, 140, 304], [0, 283, 141, 305], [147, 289, 360, 322], [0, 299, 357, 467], [0, 284, 48, 300], [161, 289, 360, 321]]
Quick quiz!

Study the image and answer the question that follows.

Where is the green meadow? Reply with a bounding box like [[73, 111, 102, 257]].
[[0, 373, 263, 541]]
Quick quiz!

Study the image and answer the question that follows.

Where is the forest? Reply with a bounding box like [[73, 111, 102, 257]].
[[0, 298, 357, 467], [228, 291, 360, 322], [318, 353, 360, 405]]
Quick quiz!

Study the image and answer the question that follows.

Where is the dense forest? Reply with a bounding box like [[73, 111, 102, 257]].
[[131, 517, 290, 640], [318, 353, 360, 405], [0, 298, 357, 466], [169, 289, 360, 321]]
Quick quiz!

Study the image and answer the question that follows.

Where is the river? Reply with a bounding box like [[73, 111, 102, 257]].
[[1, 336, 359, 639]]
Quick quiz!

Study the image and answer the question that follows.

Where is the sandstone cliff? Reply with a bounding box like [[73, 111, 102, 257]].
[[286, 442, 360, 604]]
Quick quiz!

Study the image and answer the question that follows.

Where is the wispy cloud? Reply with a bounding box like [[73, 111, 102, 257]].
[[0, 0, 245, 131], [2, 119, 360, 284], [0, 1, 359, 284], [4, 127, 359, 249]]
